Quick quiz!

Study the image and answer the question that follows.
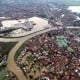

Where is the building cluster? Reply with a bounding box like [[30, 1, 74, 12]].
[[17, 30, 80, 80]]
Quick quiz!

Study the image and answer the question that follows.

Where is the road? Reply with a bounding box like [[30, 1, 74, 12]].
[[7, 27, 58, 80], [0, 27, 58, 42], [7, 40, 27, 80], [3, 26, 80, 80], [0, 26, 80, 42]]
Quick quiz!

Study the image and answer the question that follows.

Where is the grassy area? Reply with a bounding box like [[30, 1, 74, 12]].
[[56, 36, 68, 48], [0, 42, 17, 80], [67, 47, 74, 52], [0, 42, 17, 69], [0, 42, 17, 56], [0, 68, 11, 80], [14, 43, 25, 61]]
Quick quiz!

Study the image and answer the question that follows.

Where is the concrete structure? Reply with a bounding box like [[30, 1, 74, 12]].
[[13, 21, 33, 31]]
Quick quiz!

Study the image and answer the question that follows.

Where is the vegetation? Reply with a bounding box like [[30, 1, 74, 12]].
[[26, 55, 35, 62], [0, 42, 17, 70], [0, 42, 17, 56], [14, 43, 25, 60], [0, 68, 11, 80], [0, 42, 17, 80]]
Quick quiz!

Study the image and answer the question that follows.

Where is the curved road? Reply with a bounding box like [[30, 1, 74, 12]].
[[0, 27, 57, 42], [1, 26, 80, 42], [4, 26, 80, 80], [7, 40, 27, 80]]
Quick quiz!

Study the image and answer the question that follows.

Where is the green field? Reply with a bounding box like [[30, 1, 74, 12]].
[[14, 43, 25, 60], [0, 69, 11, 80], [0, 42, 17, 56], [56, 36, 68, 48], [0, 42, 17, 80], [0, 42, 17, 69]]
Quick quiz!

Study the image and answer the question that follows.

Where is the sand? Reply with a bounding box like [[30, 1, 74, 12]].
[[1, 17, 51, 37]]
